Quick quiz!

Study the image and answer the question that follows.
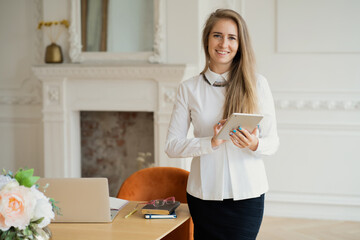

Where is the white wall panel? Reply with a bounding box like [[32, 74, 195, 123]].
[[166, 0, 199, 65], [243, 0, 360, 220], [277, 0, 360, 53], [265, 127, 360, 195], [0, 106, 43, 176], [0, 1, 36, 89], [0, 0, 43, 175]]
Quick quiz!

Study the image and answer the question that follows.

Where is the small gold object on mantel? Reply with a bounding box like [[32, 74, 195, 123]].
[[38, 19, 69, 64], [45, 43, 63, 63]]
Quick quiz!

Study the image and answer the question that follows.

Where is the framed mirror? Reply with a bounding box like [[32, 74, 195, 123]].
[[69, 0, 166, 63]]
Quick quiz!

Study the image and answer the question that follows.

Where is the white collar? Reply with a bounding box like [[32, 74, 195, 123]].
[[204, 68, 229, 86]]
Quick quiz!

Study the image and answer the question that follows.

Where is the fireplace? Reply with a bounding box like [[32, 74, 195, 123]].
[[81, 111, 154, 196], [33, 63, 194, 178]]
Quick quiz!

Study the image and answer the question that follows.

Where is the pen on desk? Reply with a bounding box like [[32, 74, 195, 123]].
[[125, 208, 137, 218]]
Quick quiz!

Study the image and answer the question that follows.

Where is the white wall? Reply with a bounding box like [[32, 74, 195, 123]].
[[0, 0, 44, 176], [166, 0, 200, 66], [240, 0, 360, 221], [1, 0, 359, 221]]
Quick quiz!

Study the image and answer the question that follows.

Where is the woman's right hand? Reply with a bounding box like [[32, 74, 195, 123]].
[[211, 119, 227, 148]]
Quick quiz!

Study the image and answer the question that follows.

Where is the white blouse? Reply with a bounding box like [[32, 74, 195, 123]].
[[165, 69, 279, 201]]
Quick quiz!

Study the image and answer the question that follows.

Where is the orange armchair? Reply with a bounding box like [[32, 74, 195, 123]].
[[117, 167, 193, 240]]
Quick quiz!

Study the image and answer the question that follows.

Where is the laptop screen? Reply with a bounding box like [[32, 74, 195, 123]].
[[37, 178, 113, 222]]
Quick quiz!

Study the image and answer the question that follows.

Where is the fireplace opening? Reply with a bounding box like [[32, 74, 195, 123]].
[[80, 111, 154, 197]]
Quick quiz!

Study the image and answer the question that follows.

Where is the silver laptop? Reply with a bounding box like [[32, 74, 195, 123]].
[[37, 178, 122, 223]]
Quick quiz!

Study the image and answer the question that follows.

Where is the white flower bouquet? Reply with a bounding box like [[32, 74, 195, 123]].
[[0, 169, 59, 240]]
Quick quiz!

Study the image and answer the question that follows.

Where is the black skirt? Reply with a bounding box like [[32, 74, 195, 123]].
[[187, 193, 265, 240]]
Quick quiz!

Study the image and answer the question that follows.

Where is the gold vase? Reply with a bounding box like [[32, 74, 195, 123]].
[[45, 43, 63, 63]]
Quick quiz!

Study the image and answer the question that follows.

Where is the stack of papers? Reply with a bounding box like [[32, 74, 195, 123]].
[[110, 197, 129, 210]]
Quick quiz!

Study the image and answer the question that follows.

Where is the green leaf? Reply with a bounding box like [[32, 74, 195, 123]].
[[1, 169, 14, 178], [50, 198, 62, 216], [14, 169, 40, 187], [0, 230, 7, 240], [22, 226, 31, 236], [1, 228, 14, 240], [7, 171, 14, 178], [4, 231, 15, 240], [31, 217, 44, 225], [22, 176, 40, 188]]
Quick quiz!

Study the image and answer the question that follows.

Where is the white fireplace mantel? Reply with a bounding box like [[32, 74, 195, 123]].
[[32, 63, 195, 178]]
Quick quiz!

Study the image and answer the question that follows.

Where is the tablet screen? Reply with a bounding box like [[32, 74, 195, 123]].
[[215, 113, 263, 140]]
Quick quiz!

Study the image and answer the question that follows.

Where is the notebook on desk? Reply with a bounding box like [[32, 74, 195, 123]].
[[37, 178, 128, 223]]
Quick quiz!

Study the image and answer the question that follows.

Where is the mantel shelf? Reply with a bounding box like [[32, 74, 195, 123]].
[[33, 64, 195, 81]]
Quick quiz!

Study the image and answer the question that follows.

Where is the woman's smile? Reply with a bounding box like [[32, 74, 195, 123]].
[[208, 18, 239, 74]]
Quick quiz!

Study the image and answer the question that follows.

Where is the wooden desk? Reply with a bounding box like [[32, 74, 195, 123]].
[[48, 201, 190, 240]]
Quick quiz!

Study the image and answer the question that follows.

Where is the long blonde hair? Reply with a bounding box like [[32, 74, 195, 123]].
[[201, 9, 258, 118]]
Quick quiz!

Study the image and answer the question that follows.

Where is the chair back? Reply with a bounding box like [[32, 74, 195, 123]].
[[117, 167, 189, 203], [117, 167, 193, 240]]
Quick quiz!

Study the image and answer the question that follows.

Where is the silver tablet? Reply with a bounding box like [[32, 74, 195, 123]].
[[215, 113, 263, 140]]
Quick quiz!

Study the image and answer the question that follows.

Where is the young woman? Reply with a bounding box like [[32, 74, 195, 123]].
[[165, 9, 279, 240]]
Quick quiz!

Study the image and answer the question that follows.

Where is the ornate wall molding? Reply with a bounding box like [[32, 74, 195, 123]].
[[158, 83, 178, 113], [148, 0, 166, 63], [273, 90, 360, 111], [278, 122, 360, 132], [68, 0, 83, 63], [164, 89, 176, 104], [44, 85, 61, 106], [275, 99, 360, 111]]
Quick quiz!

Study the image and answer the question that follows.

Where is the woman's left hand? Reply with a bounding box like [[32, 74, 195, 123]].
[[230, 127, 259, 151]]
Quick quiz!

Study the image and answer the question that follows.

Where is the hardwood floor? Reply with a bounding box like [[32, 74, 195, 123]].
[[257, 216, 360, 240]]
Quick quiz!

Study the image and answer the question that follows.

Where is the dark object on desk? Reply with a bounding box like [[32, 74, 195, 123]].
[[117, 167, 193, 240], [144, 211, 177, 219], [141, 201, 180, 215]]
